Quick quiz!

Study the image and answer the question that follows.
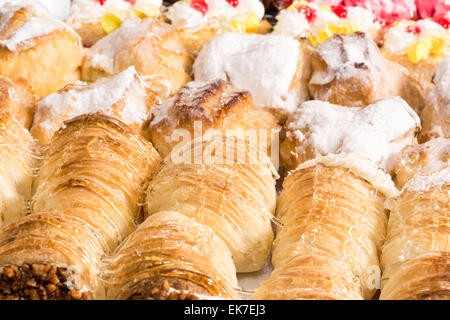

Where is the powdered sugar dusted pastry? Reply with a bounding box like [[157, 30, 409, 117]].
[[0, 1, 83, 98], [166, 0, 270, 55], [194, 33, 310, 121], [0, 76, 35, 129], [31, 67, 157, 145], [421, 57, 450, 141], [309, 32, 425, 111], [148, 79, 279, 163], [280, 97, 421, 173], [82, 18, 192, 99], [380, 138, 449, 300], [273, 1, 381, 44], [67, 0, 162, 47]]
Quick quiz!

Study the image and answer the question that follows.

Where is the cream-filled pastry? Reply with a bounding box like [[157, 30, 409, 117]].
[[31, 67, 156, 145], [0, 1, 83, 98], [82, 18, 192, 99], [194, 33, 310, 121], [67, 0, 163, 47], [166, 0, 270, 55]]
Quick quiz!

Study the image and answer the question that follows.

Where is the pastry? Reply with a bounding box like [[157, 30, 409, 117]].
[[280, 97, 421, 172], [421, 56, 450, 141], [0, 114, 161, 299], [343, 0, 417, 25], [194, 33, 310, 121], [147, 79, 280, 165], [104, 211, 239, 300], [380, 138, 449, 299], [0, 76, 35, 129], [31, 66, 157, 145], [0, 1, 83, 98], [166, 0, 270, 56], [81, 18, 192, 99], [67, 0, 162, 47], [0, 112, 35, 229], [145, 136, 278, 273], [253, 97, 421, 300], [308, 32, 426, 112]]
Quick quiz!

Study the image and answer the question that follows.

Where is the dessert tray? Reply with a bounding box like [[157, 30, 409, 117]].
[[0, 0, 447, 300]]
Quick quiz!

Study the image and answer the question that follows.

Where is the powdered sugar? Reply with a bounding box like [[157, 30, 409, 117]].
[[433, 56, 450, 102]]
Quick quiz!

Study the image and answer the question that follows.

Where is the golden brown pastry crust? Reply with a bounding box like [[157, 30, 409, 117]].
[[148, 79, 280, 163], [0, 77, 35, 129], [0, 6, 83, 98]]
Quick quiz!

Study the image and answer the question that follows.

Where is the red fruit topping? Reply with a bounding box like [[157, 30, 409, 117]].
[[297, 5, 316, 24], [190, 0, 208, 16], [226, 0, 239, 7], [95, 0, 107, 5], [332, 6, 347, 19], [406, 25, 421, 35], [124, 0, 136, 5], [433, 14, 450, 29]]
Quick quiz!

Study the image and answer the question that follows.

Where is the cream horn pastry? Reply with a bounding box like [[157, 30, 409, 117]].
[[67, 0, 163, 47], [104, 211, 240, 300], [421, 56, 450, 141], [308, 32, 426, 112], [147, 79, 280, 164], [253, 97, 420, 300], [145, 136, 278, 273], [0, 112, 35, 229], [31, 67, 157, 145], [0, 76, 35, 129], [380, 138, 450, 300], [0, 1, 83, 98], [194, 33, 310, 122], [81, 17, 192, 99], [0, 114, 161, 299], [166, 0, 270, 56]]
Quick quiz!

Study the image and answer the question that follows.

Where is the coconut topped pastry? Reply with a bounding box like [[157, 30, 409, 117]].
[[272, 0, 380, 44], [280, 97, 421, 195], [67, 0, 162, 46], [31, 67, 156, 145]]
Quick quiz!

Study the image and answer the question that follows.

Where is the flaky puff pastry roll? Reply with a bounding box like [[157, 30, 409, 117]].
[[0, 114, 161, 299], [81, 18, 192, 99], [146, 136, 278, 273], [0, 76, 35, 129], [104, 211, 239, 300], [308, 32, 426, 113], [381, 139, 450, 300], [0, 2, 83, 98], [421, 57, 450, 142], [0, 112, 36, 229], [148, 79, 280, 165], [31, 67, 158, 145]]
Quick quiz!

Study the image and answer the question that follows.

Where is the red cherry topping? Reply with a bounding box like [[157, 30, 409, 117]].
[[190, 0, 208, 16], [226, 0, 239, 7], [95, 0, 107, 5], [332, 6, 347, 18], [433, 14, 450, 29], [406, 25, 421, 35], [297, 5, 316, 24], [124, 0, 136, 5]]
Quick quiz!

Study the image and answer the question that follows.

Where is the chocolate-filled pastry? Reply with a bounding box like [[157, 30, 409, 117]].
[[0, 112, 35, 229], [0, 76, 35, 129], [145, 136, 278, 273], [104, 211, 239, 300], [0, 2, 83, 97], [421, 57, 450, 142], [81, 18, 192, 99], [381, 138, 449, 300], [0, 114, 161, 299], [253, 98, 421, 300], [308, 32, 426, 113], [31, 67, 157, 145], [148, 79, 280, 164]]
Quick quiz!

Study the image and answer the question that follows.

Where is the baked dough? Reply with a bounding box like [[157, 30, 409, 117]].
[[0, 76, 35, 129], [81, 18, 192, 99], [105, 211, 239, 300], [0, 2, 83, 97], [0, 114, 161, 299]]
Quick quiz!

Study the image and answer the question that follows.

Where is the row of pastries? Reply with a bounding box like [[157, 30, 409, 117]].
[[0, 0, 447, 299]]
